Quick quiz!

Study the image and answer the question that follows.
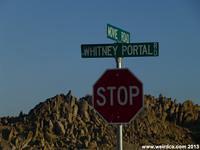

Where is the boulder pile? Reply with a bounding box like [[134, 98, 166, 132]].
[[0, 91, 199, 149]]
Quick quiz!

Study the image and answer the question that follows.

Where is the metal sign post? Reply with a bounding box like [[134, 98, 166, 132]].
[[113, 23, 128, 150], [116, 57, 123, 150], [118, 124, 123, 150]]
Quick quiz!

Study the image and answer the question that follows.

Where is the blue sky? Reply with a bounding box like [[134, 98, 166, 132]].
[[0, 0, 199, 116]]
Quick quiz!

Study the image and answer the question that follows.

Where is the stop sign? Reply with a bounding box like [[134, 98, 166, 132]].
[[93, 68, 143, 124]]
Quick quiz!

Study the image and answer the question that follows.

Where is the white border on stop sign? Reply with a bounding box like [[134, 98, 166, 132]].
[[92, 68, 144, 125]]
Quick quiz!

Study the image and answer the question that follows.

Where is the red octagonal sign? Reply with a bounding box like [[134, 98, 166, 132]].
[[93, 68, 143, 124]]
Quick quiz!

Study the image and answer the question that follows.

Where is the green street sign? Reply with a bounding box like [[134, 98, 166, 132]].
[[107, 24, 130, 43], [81, 42, 159, 58]]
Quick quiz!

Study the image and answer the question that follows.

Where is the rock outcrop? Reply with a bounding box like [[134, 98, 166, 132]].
[[0, 92, 199, 149]]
